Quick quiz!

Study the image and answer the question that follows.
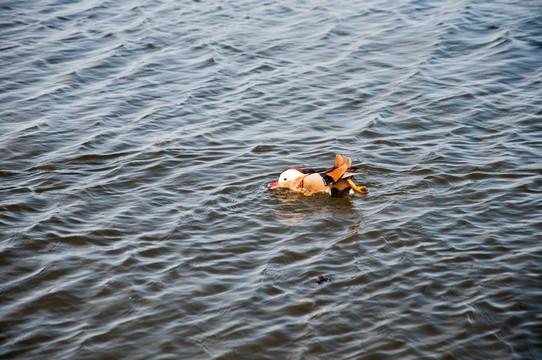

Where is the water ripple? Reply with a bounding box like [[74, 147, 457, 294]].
[[1, 0, 542, 359]]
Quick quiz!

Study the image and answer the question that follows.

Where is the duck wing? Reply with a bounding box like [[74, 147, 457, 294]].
[[318, 154, 352, 184], [334, 154, 351, 169], [332, 154, 367, 178], [307, 155, 365, 185]]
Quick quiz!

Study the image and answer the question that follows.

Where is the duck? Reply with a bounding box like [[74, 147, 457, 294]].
[[268, 154, 368, 197]]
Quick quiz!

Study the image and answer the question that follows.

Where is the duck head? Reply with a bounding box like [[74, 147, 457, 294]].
[[268, 168, 306, 189]]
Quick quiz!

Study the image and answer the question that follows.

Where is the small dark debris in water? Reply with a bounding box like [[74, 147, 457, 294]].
[[154, 141, 167, 146], [317, 275, 332, 285]]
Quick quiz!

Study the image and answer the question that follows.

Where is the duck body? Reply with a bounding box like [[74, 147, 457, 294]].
[[269, 154, 368, 197]]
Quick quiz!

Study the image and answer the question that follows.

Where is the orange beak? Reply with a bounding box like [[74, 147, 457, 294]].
[[268, 181, 280, 189]]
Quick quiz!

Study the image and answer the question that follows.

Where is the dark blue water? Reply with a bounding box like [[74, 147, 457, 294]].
[[1, 0, 542, 359]]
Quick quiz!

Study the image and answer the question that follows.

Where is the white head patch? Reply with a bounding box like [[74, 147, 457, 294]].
[[278, 169, 305, 187]]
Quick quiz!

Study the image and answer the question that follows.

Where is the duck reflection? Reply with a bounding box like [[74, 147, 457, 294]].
[[272, 190, 358, 226]]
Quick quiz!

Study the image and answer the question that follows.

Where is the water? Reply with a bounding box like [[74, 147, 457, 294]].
[[1, 0, 542, 358]]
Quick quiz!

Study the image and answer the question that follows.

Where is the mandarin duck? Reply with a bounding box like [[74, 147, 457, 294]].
[[269, 154, 368, 197]]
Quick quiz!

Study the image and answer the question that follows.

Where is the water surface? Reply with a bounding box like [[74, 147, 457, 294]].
[[1, 0, 542, 359]]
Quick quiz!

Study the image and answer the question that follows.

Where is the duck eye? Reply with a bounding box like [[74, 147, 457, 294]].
[[283, 178, 287, 181]]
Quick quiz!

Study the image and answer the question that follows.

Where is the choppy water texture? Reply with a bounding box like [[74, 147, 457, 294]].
[[1, 0, 542, 359]]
